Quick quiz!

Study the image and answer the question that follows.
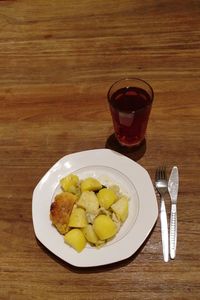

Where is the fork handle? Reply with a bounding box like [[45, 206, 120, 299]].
[[160, 197, 169, 262], [170, 204, 177, 259]]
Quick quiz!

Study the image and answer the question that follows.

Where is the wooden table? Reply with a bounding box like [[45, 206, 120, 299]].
[[1, 1, 199, 299]]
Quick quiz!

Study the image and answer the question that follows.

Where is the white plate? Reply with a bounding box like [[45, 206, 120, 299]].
[[32, 149, 158, 267]]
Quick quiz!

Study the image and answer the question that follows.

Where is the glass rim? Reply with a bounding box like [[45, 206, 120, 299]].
[[107, 77, 154, 104]]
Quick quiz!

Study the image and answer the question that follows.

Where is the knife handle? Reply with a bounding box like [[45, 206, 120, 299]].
[[160, 198, 169, 262], [170, 204, 177, 259]]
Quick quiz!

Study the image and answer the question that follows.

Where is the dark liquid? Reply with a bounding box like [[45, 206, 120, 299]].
[[109, 86, 152, 146]]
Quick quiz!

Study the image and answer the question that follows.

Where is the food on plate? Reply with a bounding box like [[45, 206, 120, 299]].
[[50, 192, 77, 234], [93, 215, 117, 240], [82, 224, 99, 244], [111, 196, 129, 222], [97, 188, 117, 209], [60, 174, 80, 196], [64, 229, 86, 252], [68, 207, 88, 228], [77, 191, 99, 213], [80, 177, 102, 192], [50, 173, 129, 252]]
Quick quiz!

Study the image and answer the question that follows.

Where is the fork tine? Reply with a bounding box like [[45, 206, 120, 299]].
[[155, 166, 166, 180], [160, 166, 166, 179], [158, 167, 162, 179], [155, 167, 161, 181], [160, 167, 163, 179], [163, 166, 167, 179], [160, 166, 164, 179], [155, 168, 159, 181]]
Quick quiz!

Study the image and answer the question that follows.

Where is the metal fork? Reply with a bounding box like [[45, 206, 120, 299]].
[[155, 167, 169, 262]]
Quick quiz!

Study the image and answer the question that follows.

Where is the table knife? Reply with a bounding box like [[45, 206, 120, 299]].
[[168, 166, 179, 259]]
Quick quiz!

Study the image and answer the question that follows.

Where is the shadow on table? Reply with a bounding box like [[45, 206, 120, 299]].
[[105, 134, 146, 161], [36, 221, 157, 274]]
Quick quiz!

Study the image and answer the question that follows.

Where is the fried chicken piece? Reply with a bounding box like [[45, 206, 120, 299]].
[[50, 192, 77, 234]]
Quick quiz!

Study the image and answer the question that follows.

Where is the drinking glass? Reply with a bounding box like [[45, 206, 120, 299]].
[[107, 78, 154, 147]]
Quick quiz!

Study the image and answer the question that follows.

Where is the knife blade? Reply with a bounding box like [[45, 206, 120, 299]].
[[168, 166, 179, 259]]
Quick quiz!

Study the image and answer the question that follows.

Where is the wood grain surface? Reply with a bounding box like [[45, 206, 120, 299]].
[[0, 1, 200, 299]]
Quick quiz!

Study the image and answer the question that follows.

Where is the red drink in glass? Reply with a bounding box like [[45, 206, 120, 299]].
[[108, 78, 154, 147]]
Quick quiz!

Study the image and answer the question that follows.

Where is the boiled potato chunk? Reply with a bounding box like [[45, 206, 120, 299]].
[[97, 188, 117, 209], [111, 196, 129, 222], [93, 215, 117, 240], [82, 224, 99, 244], [77, 191, 99, 213], [81, 177, 102, 192], [68, 207, 87, 228], [60, 173, 79, 195], [64, 229, 86, 252]]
